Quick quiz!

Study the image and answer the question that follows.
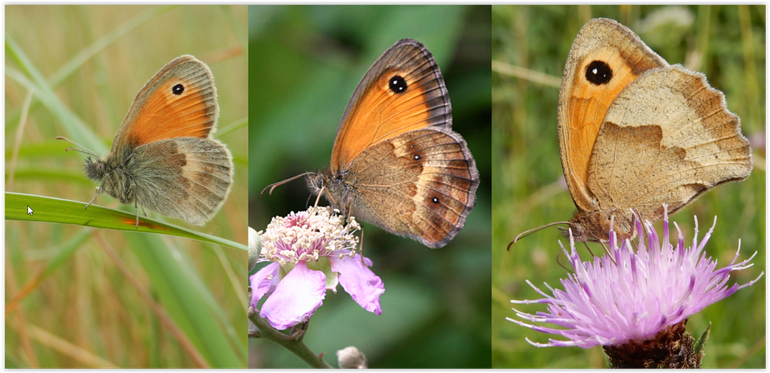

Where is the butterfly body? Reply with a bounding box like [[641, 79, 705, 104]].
[[556, 18, 752, 242], [61, 55, 233, 227], [291, 39, 479, 248]]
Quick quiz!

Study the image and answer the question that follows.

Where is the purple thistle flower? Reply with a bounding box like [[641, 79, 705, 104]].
[[250, 207, 385, 330], [508, 205, 763, 349]]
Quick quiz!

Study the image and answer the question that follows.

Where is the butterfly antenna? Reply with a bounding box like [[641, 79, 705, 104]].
[[507, 221, 570, 251], [261, 172, 316, 196], [55, 136, 98, 157]]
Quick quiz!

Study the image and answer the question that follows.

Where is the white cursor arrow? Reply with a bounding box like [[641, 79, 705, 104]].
[[27, 206, 33, 216]]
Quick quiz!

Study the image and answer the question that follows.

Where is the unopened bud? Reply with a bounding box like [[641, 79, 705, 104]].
[[337, 346, 367, 369]]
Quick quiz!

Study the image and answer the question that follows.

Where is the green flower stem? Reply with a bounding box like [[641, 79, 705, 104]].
[[248, 309, 332, 368]]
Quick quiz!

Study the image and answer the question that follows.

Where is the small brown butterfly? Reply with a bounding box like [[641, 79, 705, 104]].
[[264, 39, 479, 248], [58, 55, 234, 228]]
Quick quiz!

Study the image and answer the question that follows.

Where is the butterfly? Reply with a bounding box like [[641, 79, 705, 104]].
[[515, 18, 752, 244], [264, 38, 479, 248], [58, 55, 234, 229]]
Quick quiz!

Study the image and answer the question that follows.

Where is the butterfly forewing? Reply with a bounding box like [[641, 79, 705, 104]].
[[111, 55, 219, 154], [331, 39, 451, 172]]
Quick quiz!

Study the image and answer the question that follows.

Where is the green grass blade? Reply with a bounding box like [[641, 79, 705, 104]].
[[5, 192, 246, 252]]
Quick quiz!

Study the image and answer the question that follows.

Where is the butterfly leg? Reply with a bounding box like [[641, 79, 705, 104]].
[[598, 241, 614, 263], [312, 186, 326, 208], [129, 180, 144, 229], [85, 179, 105, 209], [134, 199, 139, 229], [556, 251, 574, 274], [358, 225, 365, 265]]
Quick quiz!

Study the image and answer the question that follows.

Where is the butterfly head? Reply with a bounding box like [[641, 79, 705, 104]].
[[307, 171, 325, 195], [56, 136, 107, 183], [567, 208, 636, 243], [83, 156, 108, 183]]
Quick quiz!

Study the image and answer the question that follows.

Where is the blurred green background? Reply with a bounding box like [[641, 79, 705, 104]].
[[5, 5, 247, 368], [248, 5, 491, 368], [492, 5, 765, 368]]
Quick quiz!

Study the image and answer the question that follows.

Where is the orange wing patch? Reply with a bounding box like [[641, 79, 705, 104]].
[[110, 56, 219, 151], [127, 77, 216, 145], [558, 18, 666, 210], [330, 40, 450, 172], [565, 48, 661, 196]]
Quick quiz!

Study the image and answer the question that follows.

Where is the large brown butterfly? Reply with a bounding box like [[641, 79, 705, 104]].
[[515, 18, 752, 244], [265, 39, 479, 248]]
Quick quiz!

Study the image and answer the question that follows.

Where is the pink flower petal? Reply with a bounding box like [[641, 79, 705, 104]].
[[331, 255, 385, 315], [250, 262, 280, 308], [510, 207, 762, 348], [260, 261, 327, 330]]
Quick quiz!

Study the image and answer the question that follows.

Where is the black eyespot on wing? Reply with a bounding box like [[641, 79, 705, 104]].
[[585, 60, 613, 85], [172, 84, 185, 95], [389, 75, 407, 94], [431, 196, 439, 204]]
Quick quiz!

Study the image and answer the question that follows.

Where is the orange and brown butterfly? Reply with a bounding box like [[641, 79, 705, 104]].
[[513, 18, 752, 245], [264, 38, 479, 249], [58, 55, 234, 228]]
